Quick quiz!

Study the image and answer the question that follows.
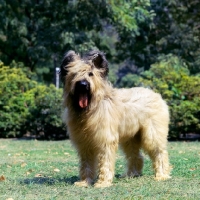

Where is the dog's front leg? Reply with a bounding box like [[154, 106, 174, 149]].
[[94, 142, 118, 188], [74, 151, 96, 187]]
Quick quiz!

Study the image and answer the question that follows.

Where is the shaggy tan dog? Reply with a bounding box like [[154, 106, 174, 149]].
[[60, 50, 171, 188]]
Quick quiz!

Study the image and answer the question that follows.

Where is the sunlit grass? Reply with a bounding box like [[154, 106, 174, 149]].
[[0, 139, 199, 200]]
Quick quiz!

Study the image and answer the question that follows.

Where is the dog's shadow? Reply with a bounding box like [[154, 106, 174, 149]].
[[21, 174, 122, 186], [21, 176, 79, 185]]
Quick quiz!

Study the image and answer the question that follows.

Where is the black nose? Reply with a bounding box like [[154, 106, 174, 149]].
[[76, 80, 90, 91], [79, 80, 88, 86]]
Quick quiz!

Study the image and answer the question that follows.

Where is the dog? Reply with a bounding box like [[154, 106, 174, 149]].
[[60, 50, 171, 188]]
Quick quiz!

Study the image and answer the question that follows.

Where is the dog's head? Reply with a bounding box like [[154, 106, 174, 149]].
[[60, 50, 109, 110]]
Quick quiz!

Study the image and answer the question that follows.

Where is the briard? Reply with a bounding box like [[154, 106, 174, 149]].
[[60, 50, 171, 188]]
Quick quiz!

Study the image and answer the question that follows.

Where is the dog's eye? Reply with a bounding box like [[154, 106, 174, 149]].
[[89, 72, 94, 76]]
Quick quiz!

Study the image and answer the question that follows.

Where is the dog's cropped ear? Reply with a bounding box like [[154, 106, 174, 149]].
[[85, 50, 109, 77], [60, 50, 79, 82]]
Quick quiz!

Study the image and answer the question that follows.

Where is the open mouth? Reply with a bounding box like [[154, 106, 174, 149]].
[[79, 92, 88, 108], [74, 80, 90, 109]]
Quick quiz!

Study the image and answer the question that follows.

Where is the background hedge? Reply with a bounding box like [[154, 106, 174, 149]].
[[119, 55, 200, 139], [1, 59, 199, 139], [0, 62, 66, 139], [0, 1, 200, 139]]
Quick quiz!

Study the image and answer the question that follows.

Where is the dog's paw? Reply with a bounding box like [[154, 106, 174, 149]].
[[74, 181, 90, 187], [155, 174, 171, 181], [94, 181, 112, 188]]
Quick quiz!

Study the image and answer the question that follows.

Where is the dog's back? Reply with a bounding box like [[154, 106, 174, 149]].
[[113, 87, 169, 142]]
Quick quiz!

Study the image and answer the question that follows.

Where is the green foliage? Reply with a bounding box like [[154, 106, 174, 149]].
[[113, 0, 200, 77], [0, 0, 96, 81], [0, 61, 37, 137], [111, 0, 155, 67], [26, 84, 67, 140], [110, 0, 152, 34], [136, 55, 200, 138], [0, 0, 154, 82], [1, 0, 200, 137], [0, 62, 66, 138], [149, 0, 200, 73], [119, 55, 200, 138], [118, 73, 141, 88], [0, 0, 199, 84]]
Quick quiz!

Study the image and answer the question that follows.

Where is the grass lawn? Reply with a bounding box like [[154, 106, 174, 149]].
[[0, 139, 199, 200]]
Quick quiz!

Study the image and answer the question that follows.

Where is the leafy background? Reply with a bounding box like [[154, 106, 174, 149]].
[[0, 0, 200, 139]]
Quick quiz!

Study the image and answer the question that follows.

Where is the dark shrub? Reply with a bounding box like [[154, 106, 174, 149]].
[[26, 84, 67, 140]]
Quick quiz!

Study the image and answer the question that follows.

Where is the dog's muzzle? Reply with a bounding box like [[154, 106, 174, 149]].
[[74, 80, 90, 109]]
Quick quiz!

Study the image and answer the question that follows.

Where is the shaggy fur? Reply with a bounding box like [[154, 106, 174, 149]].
[[60, 50, 171, 188]]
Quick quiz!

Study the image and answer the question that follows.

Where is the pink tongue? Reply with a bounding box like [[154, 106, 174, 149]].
[[79, 94, 88, 108]]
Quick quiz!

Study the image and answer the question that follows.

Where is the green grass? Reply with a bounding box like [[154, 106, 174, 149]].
[[0, 139, 199, 200]]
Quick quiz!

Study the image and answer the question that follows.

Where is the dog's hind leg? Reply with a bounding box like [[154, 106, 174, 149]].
[[120, 134, 144, 178], [74, 150, 96, 187], [141, 120, 171, 180]]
